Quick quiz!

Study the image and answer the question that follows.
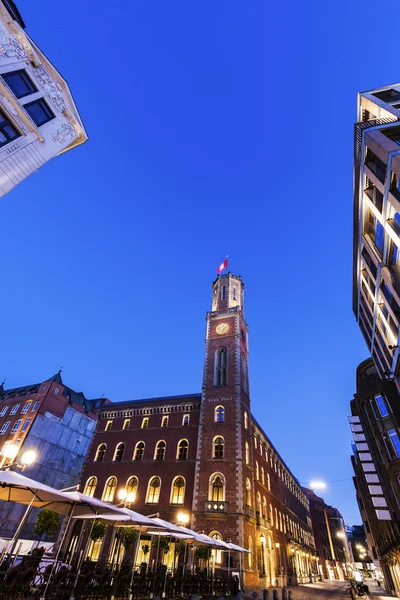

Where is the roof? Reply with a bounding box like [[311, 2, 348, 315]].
[[102, 393, 202, 410], [2, 0, 25, 28]]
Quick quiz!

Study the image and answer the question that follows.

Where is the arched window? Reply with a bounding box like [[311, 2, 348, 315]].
[[275, 507, 278, 529], [102, 476, 117, 502], [210, 531, 223, 564], [146, 476, 161, 503], [279, 511, 283, 531], [154, 440, 166, 461], [256, 491, 262, 516], [161, 416, 169, 427], [269, 504, 273, 526], [95, 443, 106, 462], [262, 496, 267, 517], [261, 467, 265, 485], [171, 476, 185, 504], [182, 414, 190, 426], [134, 441, 145, 461], [244, 411, 248, 429], [246, 478, 251, 506], [215, 405, 225, 423], [126, 476, 138, 502], [177, 439, 189, 460], [242, 353, 247, 390], [255, 461, 259, 480], [113, 442, 125, 462], [221, 285, 226, 300], [267, 472, 271, 491], [213, 436, 224, 459], [141, 417, 149, 429], [248, 536, 253, 569], [214, 348, 227, 386], [209, 473, 225, 501], [83, 476, 97, 498], [245, 442, 250, 465]]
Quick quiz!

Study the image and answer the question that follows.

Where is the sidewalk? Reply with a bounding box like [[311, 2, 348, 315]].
[[245, 579, 396, 600]]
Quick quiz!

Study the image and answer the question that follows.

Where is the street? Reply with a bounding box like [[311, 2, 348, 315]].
[[249, 580, 395, 600]]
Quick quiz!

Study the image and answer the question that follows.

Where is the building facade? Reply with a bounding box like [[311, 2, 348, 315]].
[[80, 273, 316, 589], [0, 372, 107, 538], [349, 358, 400, 595], [352, 83, 400, 388], [303, 488, 350, 581], [0, 0, 87, 199]]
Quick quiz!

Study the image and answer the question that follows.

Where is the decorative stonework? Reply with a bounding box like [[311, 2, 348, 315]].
[[30, 65, 66, 113], [0, 36, 26, 59], [52, 121, 77, 145]]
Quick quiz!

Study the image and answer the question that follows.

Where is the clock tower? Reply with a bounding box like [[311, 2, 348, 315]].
[[192, 272, 257, 584]]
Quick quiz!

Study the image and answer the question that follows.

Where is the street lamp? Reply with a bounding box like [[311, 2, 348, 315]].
[[1, 444, 36, 471], [309, 480, 327, 491], [336, 532, 346, 539], [259, 533, 266, 576], [177, 512, 190, 526]]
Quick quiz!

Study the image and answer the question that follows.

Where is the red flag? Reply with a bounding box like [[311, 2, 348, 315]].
[[217, 257, 228, 274]]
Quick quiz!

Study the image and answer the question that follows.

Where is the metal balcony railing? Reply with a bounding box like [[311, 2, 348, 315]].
[[204, 500, 228, 513]]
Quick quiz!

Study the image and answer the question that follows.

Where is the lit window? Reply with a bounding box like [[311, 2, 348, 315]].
[[255, 462, 259, 480], [261, 467, 265, 485], [267, 473, 271, 491], [246, 478, 251, 506], [95, 443, 106, 462], [123, 419, 130, 430], [21, 402, 31, 414], [248, 536, 253, 569], [141, 417, 149, 429], [161, 416, 169, 427], [3, 70, 37, 98], [134, 441, 145, 461], [254, 436, 257, 449], [210, 473, 225, 501], [213, 436, 224, 459], [126, 476, 138, 502], [10, 404, 20, 415], [244, 411, 248, 429], [0, 422, 10, 434], [171, 476, 185, 504], [262, 496, 267, 517], [210, 531, 223, 564], [102, 477, 117, 502], [24, 98, 55, 127], [177, 439, 189, 460], [269, 505, 273, 526], [215, 406, 225, 423], [154, 440, 166, 461], [275, 508, 278, 528], [84, 476, 97, 498], [0, 406, 8, 417], [388, 429, 400, 458], [375, 394, 389, 418], [214, 348, 227, 386], [21, 418, 31, 432], [113, 442, 125, 462], [245, 442, 250, 465], [182, 415, 190, 426], [256, 492, 262, 515], [11, 419, 22, 433], [105, 420, 113, 431], [31, 401, 39, 412], [146, 476, 161, 503], [0, 109, 20, 147]]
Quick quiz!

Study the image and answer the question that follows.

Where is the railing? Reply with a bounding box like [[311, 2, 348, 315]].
[[206, 306, 241, 318], [365, 161, 386, 184], [204, 500, 228, 513], [245, 505, 254, 518]]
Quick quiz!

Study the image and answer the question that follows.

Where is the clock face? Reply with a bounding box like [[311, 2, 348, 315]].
[[216, 323, 229, 335]]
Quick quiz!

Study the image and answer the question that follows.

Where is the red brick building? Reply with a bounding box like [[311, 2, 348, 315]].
[[80, 273, 317, 588]]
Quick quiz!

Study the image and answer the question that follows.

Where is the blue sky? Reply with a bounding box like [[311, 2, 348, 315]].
[[1, 0, 398, 524]]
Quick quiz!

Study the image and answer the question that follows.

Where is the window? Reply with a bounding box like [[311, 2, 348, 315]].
[[177, 439, 189, 460], [248, 536, 253, 569], [254, 436, 258, 449], [0, 422, 10, 434], [242, 353, 247, 390], [31, 401, 39, 412], [388, 429, 400, 458], [154, 440, 166, 461], [171, 476, 185, 504], [21, 402, 31, 414], [146, 476, 161, 503], [269, 505, 273, 526], [126, 476, 138, 502], [83, 476, 97, 498], [11, 419, 22, 433], [210, 531, 223, 565], [182, 414, 190, 426], [24, 98, 55, 127], [105, 420, 113, 431], [262, 496, 267, 517], [221, 285, 226, 300], [10, 404, 20, 415], [210, 473, 225, 501], [0, 406, 8, 417], [102, 477, 117, 502], [256, 491, 262, 515], [214, 347, 227, 386], [255, 461, 259, 480], [245, 442, 250, 465], [141, 417, 149, 429], [95, 443, 106, 462], [261, 467, 265, 485], [161, 416, 169, 427], [213, 436, 224, 459], [3, 70, 37, 98], [0, 109, 20, 147], [134, 441, 145, 461], [232, 287, 237, 301], [246, 478, 251, 506], [123, 419, 130, 430], [113, 442, 125, 462], [275, 508, 278, 528], [244, 411, 248, 429], [375, 394, 390, 417], [21, 418, 31, 432], [215, 406, 225, 423]]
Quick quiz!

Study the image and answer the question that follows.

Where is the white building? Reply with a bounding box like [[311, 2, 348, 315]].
[[0, 0, 87, 198]]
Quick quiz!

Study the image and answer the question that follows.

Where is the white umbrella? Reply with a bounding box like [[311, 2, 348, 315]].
[[0, 469, 74, 509]]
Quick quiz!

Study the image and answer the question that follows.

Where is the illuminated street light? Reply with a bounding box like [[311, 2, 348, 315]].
[[309, 480, 327, 491], [177, 512, 190, 525], [3, 444, 19, 460], [336, 531, 346, 539], [21, 450, 36, 466], [118, 489, 127, 501], [1, 445, 36, 471]]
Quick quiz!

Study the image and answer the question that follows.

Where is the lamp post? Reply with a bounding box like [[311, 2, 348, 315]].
[[275, 542, 282, 586], [0, 444, 36, 471], [260, 534, 265, 577]]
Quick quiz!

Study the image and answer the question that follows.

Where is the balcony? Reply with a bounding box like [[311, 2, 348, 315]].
[[245, 505, 255, 518], [256, 512, 271, 529], [204, 501, 228, 514], [364, 185, 384, 212]]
